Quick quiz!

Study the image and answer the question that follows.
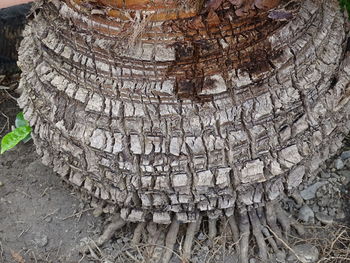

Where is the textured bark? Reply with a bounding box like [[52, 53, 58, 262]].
[[17, 0, 350, 261]]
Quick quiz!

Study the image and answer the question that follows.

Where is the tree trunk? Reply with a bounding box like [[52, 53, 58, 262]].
[[17, 0, 350, 262]]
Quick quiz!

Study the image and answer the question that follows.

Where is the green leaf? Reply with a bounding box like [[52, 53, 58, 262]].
[[15, 112, 29, 128], [0, 126, 32, 154]]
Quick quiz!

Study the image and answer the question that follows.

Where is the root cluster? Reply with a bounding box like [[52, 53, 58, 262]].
[[83, 201, 306, 263]]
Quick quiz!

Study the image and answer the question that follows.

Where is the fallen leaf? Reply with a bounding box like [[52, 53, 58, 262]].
[[10, 250, 25, 263]]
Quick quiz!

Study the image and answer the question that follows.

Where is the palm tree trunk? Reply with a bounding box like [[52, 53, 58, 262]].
[[17, 0, 350, 261]]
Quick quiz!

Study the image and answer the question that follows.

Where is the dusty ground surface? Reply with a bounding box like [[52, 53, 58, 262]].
[[1, 75, 350, 263], [0, 77, 105, 263]]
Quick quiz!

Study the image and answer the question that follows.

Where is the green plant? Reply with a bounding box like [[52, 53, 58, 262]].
[[0, 112, 31, 154], [339, 0, 350, 16]]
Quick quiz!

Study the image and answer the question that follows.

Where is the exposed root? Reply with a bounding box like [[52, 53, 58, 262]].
[[131, 222, 146, 245], [95, 214, 126, 246], [261, 226, 280, 254], [162, 220, 180, 263], [249, 209, 267, 262], [146, 223, 163, 261], [266, 202, 284, 244], [81, 214, 126, 254], [238, 211, 250, 263], [208, 219, 217, 239], [228, 214, 240, 252], [276, 206, 304, 238], [182, 215, 202, 262], [79, 202, 306, 263], [257, 207, 280, 254]]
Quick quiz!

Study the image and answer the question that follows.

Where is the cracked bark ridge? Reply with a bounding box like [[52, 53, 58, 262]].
[[17, 0, 350, 262]]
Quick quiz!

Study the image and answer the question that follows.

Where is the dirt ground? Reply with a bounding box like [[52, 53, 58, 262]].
[[1, 76, 350, 263], [0, 79, 106, 263]]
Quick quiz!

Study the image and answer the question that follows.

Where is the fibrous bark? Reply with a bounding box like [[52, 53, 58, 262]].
[[17, 0, 350, 261]]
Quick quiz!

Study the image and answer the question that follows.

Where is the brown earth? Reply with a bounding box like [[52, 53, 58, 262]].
[[0, 85, 104, 263]]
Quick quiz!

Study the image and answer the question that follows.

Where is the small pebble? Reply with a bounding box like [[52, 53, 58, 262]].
[[340, 150, 350, 160], [311, 204, 319, 213], [33, 233, 48, 247], [197, 232, 205, 241], [315, 212, 333, 224], [0, 181, 3, 187], [287, 244, 319, 263], [298, 205, 314, 223], [300, 182, 327, 200], [93, 207, 103, 217], [334, 158, 344, 170]]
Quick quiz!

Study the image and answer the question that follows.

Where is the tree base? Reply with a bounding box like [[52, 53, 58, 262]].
[[15, 0, 350, 262]]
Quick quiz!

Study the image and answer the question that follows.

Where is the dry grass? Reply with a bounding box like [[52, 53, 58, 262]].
[[295, 223, 350, 263]]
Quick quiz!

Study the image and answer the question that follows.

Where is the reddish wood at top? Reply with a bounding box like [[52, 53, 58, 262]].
[[97, 0, 177, 9]]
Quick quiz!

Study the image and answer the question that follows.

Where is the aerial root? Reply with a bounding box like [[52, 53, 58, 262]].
[[79, 202, 305, 263], [208, 218, 217, 239], [256, 207, 280, 254], [238, 211, 250, 263], [146, 223, 164, 261], [265, 202, 283, 245], [249, 209, 267, 262], [261, 226, 280, 253], [95, 214, 126, 246], [182, 215, 202, 262], [162, 220, 180, 263], [228, 215, 240, 241], [276, 206, 304, 238], [81, 213, 125, 254], [228, 215, 240, 252], [131, 222, 146, 245]]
